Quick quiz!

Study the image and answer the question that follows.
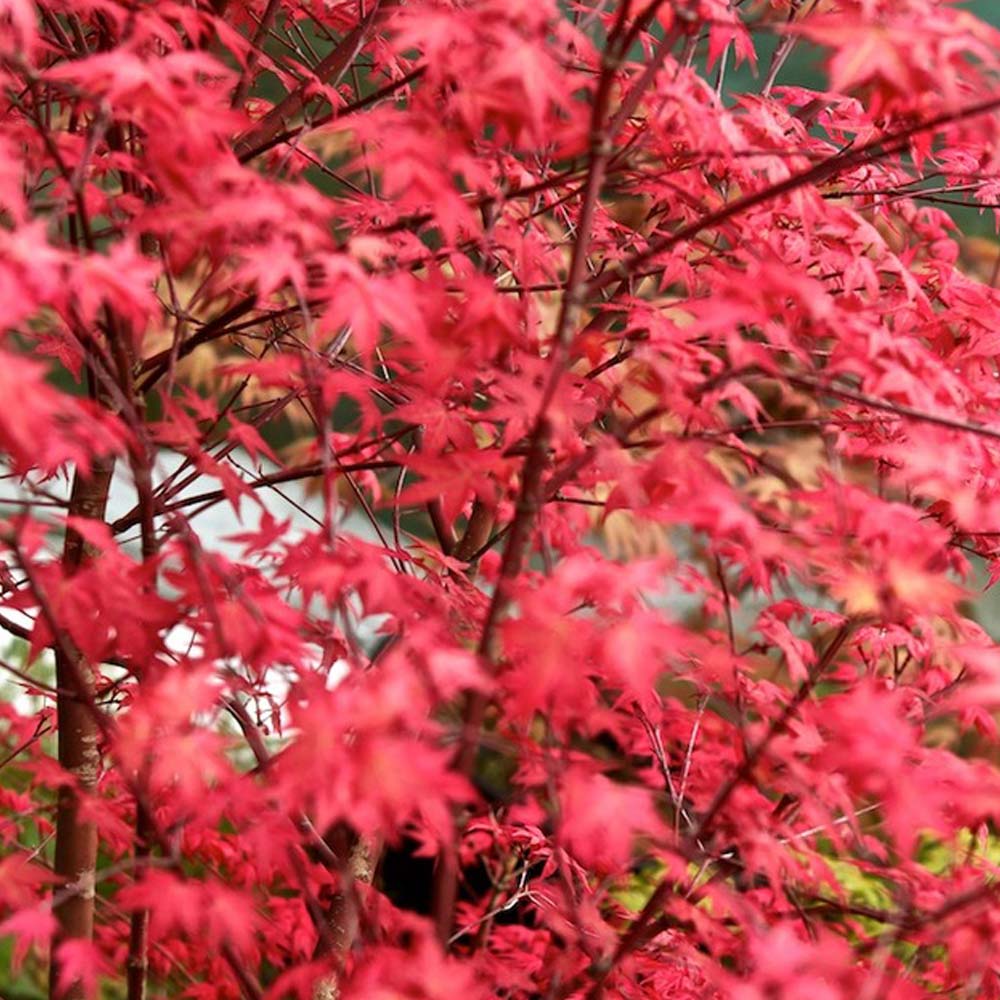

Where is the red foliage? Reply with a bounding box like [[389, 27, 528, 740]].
[[4, 2, 1000, 998]]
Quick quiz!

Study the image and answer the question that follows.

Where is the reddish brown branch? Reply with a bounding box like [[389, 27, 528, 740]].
[[587, 93, 1000, 305], [572, 623, 855, 1000], [232, 0, 395, 163], [431, 9, 680, 947], [230, 0, 283, 111], [238, 65, 428, 163]]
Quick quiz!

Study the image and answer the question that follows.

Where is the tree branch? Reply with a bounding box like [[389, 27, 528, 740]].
[[232, 1, 396, 163]]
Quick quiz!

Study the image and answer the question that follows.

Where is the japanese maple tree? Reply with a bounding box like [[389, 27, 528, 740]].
[[7, 0, 1000, 997]]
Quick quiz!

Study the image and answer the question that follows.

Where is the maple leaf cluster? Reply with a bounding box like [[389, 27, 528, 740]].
[[5, 1, 1000, 998]]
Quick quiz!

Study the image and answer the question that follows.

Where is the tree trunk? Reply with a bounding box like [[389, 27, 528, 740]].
[[312, 837, 377, 1000], [49, 456, 115, 1000]]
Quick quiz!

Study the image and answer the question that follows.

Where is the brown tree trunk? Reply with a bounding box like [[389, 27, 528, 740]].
[[49, 456, 115, 1000], [125, 801, 150, 1000], [312, 837, 378, 1000]]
